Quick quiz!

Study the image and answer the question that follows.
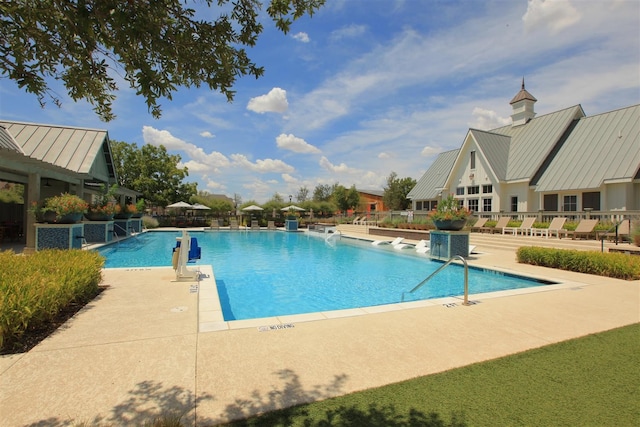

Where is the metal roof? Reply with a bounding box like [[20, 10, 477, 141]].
[[534, 104, 640, 192], [0, 125, 24, 154], [469, 130, 511, 181], [407, 149, 459, 200], [0, 120, 113, 181], [491, 105, 585, 181]]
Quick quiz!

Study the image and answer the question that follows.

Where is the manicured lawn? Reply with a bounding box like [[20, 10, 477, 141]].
[[222, 323, 639, 426]]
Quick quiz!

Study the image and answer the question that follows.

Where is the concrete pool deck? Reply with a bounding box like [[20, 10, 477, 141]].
[[1, 230, 638, 426]]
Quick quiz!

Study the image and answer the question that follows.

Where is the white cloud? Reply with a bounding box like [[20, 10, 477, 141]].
[[378, 152, 391, 159], [330, 24, 367, 41], [420, 146, 441, 157], [281, 173, 299, 184], [469, 107, 511, 130], [319, 156, 357, 174], [230, 154, 295, 173], [199, 131, 214, 138], [142, 125, 186, 150], [522, 0, 581, 34], [142, 126, 230, 173], [276, 133, 321, 154], [247, 87, 289, 114], [292, 32, 310, 43]]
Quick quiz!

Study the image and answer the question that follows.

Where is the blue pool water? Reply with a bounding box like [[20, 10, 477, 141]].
[[98, 231, 552, 320]]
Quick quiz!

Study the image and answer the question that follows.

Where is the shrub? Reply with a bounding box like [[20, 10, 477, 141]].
[[0, 249, 104, 351], [517, 247, 640, 280], [142, 214, 159, 229]]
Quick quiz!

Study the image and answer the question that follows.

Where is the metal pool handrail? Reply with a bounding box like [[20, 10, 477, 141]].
[[402, 255, 469, 305]]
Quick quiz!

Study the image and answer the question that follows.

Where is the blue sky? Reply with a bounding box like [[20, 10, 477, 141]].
[[1, 0, 639, 204]]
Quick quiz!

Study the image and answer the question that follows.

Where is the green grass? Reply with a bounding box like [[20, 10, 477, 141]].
[[222, 324, 640, 426]]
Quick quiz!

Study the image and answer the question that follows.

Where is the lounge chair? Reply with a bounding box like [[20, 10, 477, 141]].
[[208, 219, 220, 230], [394, 239, 427, 250], [490, 217, 511, 234], [470, 217, 488, 232], [351, 216, 362, 225], [597, 220, 630, 242], [251, 220, 260, 230], [372, 237, 404, 246], [559, 219, 598, 240], [531, 217, 566, 238], [267, 220, 276, 230], [502, 217, 536, 236], [229, 219, 239, 230]]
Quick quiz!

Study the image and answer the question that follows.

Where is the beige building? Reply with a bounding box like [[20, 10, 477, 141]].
[[408, 81, 639, 218]]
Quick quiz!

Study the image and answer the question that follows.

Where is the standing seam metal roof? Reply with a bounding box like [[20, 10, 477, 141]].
[[0, 121, 108, 176], [489, 105, 584, 181], [534, 104, 640, 192], [407, 149, 459, 200]]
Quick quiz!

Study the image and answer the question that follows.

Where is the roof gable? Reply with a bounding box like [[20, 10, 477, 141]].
[[469, 129, 511, 181], [534, 104, 640, 192], [0, 120, 114, 181], [407, 149, 459, 200]]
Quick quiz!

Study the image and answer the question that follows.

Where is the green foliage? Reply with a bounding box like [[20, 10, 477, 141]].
[[333, 184, 360, 213], [1, 0, 325, 121], [296, 186, 309, 202], [142, 215, 159, 229], [0, 249, 104, 351], [110, 140, 196, 206], [43, 193, 89, 216], [312, 184, 334, 202], [0, 183, 24, 203], [383, 172, 416, 210], [430, 194, 469, 221], [517, 247, 640, 280]]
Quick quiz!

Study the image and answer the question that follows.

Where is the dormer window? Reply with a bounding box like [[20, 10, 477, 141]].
[[470, 150, 476, 169]]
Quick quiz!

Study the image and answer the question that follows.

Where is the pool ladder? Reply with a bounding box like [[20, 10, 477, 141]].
[[401, 255, 469, 305]]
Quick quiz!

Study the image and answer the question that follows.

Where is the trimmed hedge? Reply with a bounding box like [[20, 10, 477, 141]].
[[0, 249, 104, 351], [516, 247, 640, 280]]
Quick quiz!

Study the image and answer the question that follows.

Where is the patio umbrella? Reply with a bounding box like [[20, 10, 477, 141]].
[[166, 201, 194, 209], [191, 203, 211, 210], [242, 205, 264, 211], [281, 205, 305, 212]]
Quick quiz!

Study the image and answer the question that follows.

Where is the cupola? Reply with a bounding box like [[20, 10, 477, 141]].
[[510, 78, 537, 126]]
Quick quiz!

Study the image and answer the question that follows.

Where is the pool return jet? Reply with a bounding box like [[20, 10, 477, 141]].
[[172, 230, 201, 281]]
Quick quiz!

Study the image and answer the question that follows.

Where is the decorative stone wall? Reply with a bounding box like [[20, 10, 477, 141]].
[[35, 223, 84, 250], [83, 221, 114, 243]]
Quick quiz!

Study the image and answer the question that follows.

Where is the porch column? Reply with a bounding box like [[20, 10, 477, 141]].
[[24, 173, 40, 254]]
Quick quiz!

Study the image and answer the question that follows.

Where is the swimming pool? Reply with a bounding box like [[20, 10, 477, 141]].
[[98, 231, 553, 321]]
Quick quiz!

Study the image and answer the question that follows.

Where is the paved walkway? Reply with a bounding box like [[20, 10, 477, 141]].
[[1, 231, 638, 426]]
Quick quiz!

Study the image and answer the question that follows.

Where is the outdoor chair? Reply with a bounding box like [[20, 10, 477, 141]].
[[267, 220, 276, 230], [470, 217, 488, 232], [559, 219, 599, 240], [251, 220, 260, 230], [490, 217, 511, 234], [532, 217, 566, 238], [503, 217, 536, 236], [372, 237, 404, 246], [229, 219, 239, 230], [597, 220, 631, 242], [208, 219, 220, 230]]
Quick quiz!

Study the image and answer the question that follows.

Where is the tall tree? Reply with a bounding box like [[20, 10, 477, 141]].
[[312, 184, 333, 202], [110, 140, 196, 207], [332, 184, 360, 213], [0, 0, 325, 121], [296, 186, 309, 202], [383, 172, 417, 211]]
